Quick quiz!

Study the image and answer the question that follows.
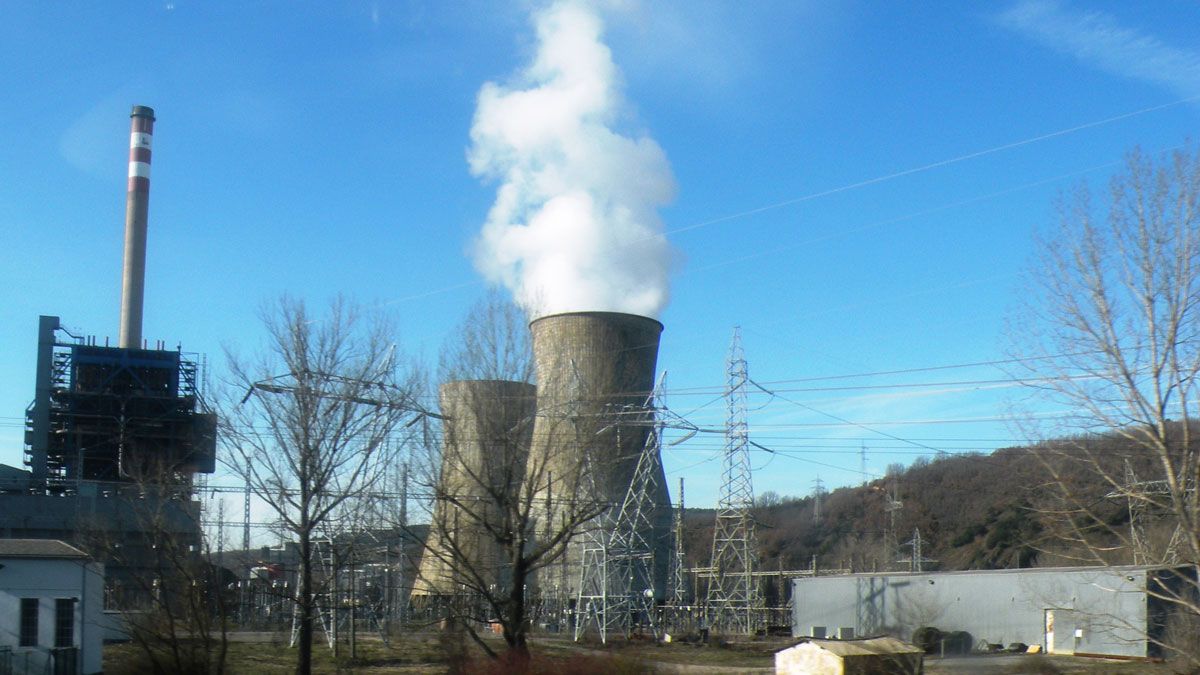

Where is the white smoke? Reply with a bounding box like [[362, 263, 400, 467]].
[[468, 0, 676, 319]]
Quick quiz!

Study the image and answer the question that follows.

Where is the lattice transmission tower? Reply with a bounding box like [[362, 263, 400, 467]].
[[901, 528, 936, 572], [705, 328, 762, 634], [574, 377, 665, 643], [881, 480, 904, 571], [1111, 459, 1187, 565], [812, 476, 825, 523], [668, 476, 689, 605]]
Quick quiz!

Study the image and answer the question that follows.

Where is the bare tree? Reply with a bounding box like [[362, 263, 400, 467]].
[[412, 292, 607, 662], [1009, 147, 1200, 664], [78, 474, 230, 675], [221, 296, 423, 675], [437, 288, 535, 384]]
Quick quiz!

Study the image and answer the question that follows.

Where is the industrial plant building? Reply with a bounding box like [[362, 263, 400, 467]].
[[791, 565, 1197, 660], [0, 106, 216, 612]]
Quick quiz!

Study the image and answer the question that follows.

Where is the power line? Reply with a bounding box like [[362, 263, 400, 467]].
[[749, 378, 947, 455], [665, 95, 1200, 239]]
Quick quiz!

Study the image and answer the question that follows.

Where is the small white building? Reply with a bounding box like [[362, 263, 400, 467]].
[[0, 539, 104, 675], [776, 637, 924, 675]]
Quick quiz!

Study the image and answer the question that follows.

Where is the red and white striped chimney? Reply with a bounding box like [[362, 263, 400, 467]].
[[119, 105, 155, 349]]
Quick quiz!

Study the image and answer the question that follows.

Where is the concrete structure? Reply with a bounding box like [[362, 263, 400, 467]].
[[525, 312, 673, 600], [0, 539, 104, 675], [413, 380, 536, 596], [120, 105, 154, 349], [775, 637, 923, 675], [792, 566, 1194, 660]]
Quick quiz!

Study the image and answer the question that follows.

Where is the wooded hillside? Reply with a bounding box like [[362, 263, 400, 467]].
[[681, 430, 1178, 594]]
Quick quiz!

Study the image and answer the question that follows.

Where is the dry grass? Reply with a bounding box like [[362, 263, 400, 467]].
[[104, 633, 447, 674], [103, 628, 784, 674], [109, 632, 1198, 675]]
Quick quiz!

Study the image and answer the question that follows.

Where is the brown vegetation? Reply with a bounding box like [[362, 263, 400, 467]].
[[680, 433, 1186, 577]]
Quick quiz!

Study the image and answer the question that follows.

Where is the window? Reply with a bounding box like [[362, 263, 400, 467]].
[[19, 598, 38, 647], [54, 599, 75, 648]]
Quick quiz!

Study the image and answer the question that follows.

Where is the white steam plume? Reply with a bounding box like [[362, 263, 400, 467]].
[[468, 0, 676, 319]]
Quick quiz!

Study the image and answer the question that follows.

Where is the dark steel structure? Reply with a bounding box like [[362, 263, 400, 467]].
[[23, 316, 216, 488]]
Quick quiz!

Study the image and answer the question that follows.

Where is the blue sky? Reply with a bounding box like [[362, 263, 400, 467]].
[[2, 1, 1198, 514]]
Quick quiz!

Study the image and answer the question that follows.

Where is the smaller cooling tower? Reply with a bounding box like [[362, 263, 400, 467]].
[[525, 311, 673, 599], [413, 379, 536, 597]]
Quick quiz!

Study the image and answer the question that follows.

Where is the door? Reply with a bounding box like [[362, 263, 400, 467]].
[[1044, 609, 1055, 654]]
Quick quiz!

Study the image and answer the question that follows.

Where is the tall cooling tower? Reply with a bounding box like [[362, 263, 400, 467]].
[[527, 311, 673, 600], [414, 379, 536, 597]]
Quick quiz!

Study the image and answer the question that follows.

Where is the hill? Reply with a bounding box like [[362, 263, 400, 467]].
[[681, 431, 1176, 601]]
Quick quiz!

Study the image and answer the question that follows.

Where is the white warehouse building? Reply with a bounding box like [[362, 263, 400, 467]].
[[792, 565, 1196, 660]]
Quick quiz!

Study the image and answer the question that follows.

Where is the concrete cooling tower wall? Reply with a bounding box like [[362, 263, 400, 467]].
[[413, 379, 536, 597], [525, 311, 673, 600]]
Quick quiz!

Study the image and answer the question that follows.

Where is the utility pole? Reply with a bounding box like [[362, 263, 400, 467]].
[[216, 505, 225, 571], [350, 548, 357, 659], [669, 477, 688, 605], [398, 461, 408, 623], [882, 482, 903, 571], [242, 474, 251, 625], [812, 476, 825, 524], [243, 474, 251, 552], [705, 328, 762, 634]]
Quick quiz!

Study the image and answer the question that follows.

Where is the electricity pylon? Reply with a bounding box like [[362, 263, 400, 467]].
[[669, 476, 688, 605], [812, 476, 825, 523], [575, 377, 665, 642], [881, 482, 903, 571], [705, 328, 762, 634], [1112, 459, 1187, 565], [902, 528, 936, 572]]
